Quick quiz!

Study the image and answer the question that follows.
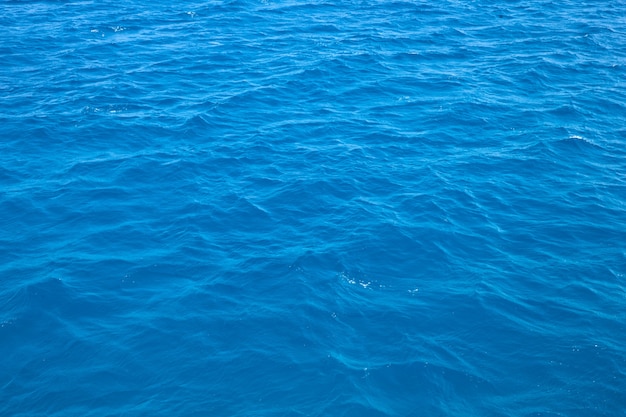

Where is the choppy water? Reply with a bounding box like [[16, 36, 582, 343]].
[[1, 1, 626, 416]]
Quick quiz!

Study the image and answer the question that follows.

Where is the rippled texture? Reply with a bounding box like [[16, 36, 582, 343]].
[[1, 1, 626, 416]]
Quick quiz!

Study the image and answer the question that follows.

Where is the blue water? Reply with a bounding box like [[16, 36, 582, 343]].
[[1, 0, 625, 415]]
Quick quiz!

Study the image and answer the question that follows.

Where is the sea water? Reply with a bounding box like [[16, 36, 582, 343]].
[[1, 1, 625, 416]]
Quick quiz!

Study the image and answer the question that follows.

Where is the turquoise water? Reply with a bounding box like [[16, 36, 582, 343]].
[[1, 1, 625, 416]]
